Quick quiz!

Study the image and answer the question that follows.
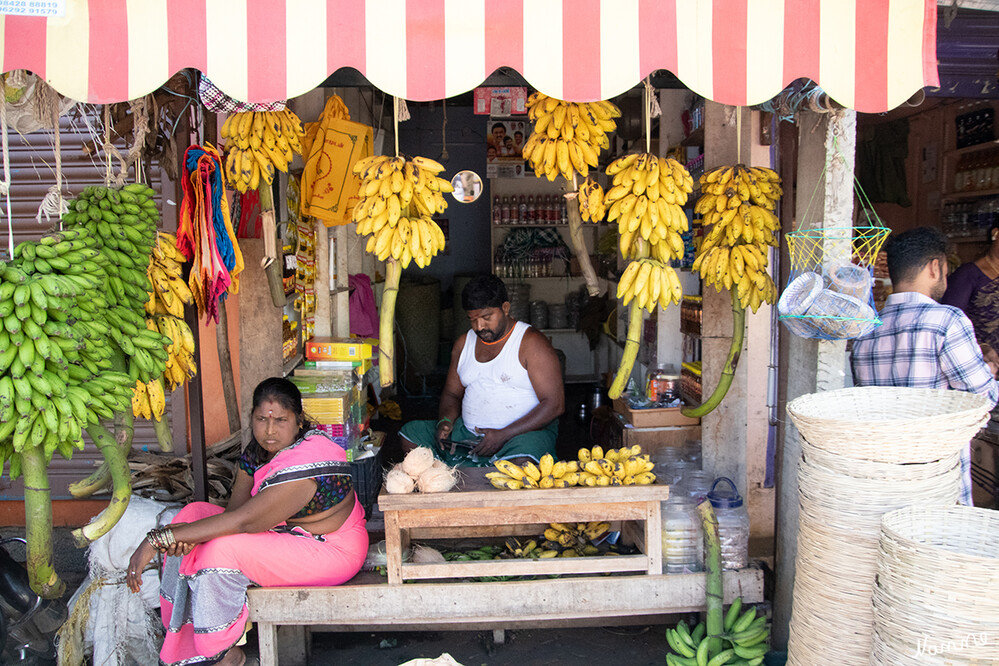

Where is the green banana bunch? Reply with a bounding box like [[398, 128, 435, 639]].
[[1, 227, 137, 468], [61, 183, 172, 384], [665, 598, 769, 666]]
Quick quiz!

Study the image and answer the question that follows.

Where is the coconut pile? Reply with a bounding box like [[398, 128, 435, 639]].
[[385, 447, 459, 494]]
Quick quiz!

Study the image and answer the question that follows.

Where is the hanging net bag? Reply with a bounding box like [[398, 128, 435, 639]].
[[778, 161, 889, 340]]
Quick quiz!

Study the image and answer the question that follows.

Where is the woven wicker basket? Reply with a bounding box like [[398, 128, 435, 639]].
[[870, 506, 999, 665], [787, 443, 962, 666], [787, 387, 990, 463]]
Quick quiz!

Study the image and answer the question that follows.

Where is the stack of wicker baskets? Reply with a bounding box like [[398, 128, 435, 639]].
[[872, 506, 999, 664], [785, 387, 991, 666]]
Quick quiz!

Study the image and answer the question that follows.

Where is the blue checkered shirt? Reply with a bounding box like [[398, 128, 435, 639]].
[[851, 291, 998, 506]]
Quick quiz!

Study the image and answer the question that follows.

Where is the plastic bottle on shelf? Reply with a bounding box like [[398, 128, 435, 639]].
[[661, 495, 704, 574], [492, 196, 502, 225], [527, 195, 536, 223], [501, 197, 511, 225], [707, 477, 750, 570], [518, 195, 527, 225]]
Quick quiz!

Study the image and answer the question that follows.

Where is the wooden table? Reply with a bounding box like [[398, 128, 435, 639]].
[[378, 468, 671, 584]]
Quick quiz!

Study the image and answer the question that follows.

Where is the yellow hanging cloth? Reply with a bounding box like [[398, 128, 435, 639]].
[[300, 94, 373, 226]]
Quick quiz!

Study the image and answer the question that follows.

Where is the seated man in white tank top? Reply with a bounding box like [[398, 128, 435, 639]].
[[400, 275, 565, 466]]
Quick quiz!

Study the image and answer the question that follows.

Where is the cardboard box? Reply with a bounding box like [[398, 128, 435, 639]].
[[613, 398, 701, 428], [305, 337, 377, 362]]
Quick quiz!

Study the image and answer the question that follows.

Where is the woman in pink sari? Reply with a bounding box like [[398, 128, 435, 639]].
[[127, 377, 368, 666]]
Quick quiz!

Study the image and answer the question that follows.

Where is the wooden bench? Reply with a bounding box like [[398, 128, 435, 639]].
[[246, 469, 765, 665]]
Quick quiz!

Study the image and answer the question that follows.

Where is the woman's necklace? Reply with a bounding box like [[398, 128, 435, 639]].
[[984, 252, 999, 277], [480, 324, 514, 346]]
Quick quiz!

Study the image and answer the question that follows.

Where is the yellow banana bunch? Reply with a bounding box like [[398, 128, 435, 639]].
[[522, 93, 620, 182], [575, 444, 655, 486], [486, 453, 582, 490], [690, 165, 782, 313], [131, 377, 166, 421], [577, 178, 607, 222], [616, 258, 683, 313], [605, 153, 693, 263], [352, 155, 451, 269], [537, 521, 611, 557], [222, 109, 306, 193], [151, 314, 197, 392], [146, 231, 193, 319]]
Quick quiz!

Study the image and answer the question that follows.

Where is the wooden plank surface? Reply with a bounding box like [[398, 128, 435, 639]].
[[393, 502, 651, 528], [246, 569, 765, 625], [399, 553, 649, 580], [378, 468, 670, 511]]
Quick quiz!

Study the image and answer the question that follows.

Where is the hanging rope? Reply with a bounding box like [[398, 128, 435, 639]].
[[101, 98, 150, 186], [736, 106, 743, 165], [1, 97, 12, 256], [643, 77, 661, 155], [35, 98, 68, 227]]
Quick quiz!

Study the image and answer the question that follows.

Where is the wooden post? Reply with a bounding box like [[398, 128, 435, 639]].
[[177, 112, 208, 502], [215, 299, 241, 434]]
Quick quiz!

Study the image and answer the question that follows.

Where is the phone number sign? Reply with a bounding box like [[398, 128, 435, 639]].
[[0, 0, 64, 17]]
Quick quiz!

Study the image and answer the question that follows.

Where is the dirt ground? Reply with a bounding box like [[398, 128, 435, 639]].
[[244, 625, 676, 665]]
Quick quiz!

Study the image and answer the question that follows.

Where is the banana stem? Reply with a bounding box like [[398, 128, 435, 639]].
[[72, 422, 132, 547], [608, 301, 644, 399], [682, 290, 745, 418], [566, 192, 600, 296], [153, 413, 174, 452], [378, 258, 402, 387], [698, 500, 723, 655], [68, 410, 134, 498], [21, 444, 65, 599]]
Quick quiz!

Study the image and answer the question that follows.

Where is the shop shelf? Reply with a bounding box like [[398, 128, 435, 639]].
[[941, 187, 999, 201], [282, 352, 303, 377]]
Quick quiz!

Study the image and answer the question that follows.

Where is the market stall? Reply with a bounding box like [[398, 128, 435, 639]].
[[0, 1, 954, 665]]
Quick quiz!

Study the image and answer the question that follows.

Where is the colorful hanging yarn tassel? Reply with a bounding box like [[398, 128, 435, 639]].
[[177, 143, 244, 323]]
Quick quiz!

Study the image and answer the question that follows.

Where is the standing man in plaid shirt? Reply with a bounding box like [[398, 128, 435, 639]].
[[851, 227, 998, 506]]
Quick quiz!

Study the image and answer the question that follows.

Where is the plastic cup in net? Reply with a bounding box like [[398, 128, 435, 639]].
[[805, 289, 879, 339], [778, 271, 824, 338], [829, 262, 872, 303]]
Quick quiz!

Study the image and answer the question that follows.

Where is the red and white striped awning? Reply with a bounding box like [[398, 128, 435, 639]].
[[0, 0, 938, 114]]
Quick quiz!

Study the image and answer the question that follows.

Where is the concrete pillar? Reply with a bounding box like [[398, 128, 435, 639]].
[[699, 103, 774, 546], [771, 109, 856, 648]]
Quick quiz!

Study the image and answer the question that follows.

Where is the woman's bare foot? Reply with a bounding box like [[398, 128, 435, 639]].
[[217, 647, 245, 666]]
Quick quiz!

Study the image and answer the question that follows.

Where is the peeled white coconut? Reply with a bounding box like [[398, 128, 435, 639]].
[[384, 464, 416, 494], [416, 464, 457, 493], [401, 446, 435, 478]]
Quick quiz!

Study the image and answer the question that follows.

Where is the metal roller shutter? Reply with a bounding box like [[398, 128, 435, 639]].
[[1, 109, 186, 499]]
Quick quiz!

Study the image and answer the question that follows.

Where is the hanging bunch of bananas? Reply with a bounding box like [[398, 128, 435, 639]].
[[666, 597, 770, 666], [62, 184, 172, 386], [1, 224, 147, 596], [576, 445, 656, 486], [691, 165, 781, 313], [145, 231, 194, 318], [150, 314, 196, 391], [142, 232, 197, 393], [351, 155, 451, 269], [131, 375, 166, 421], [606, 153, 694, 261], [487, 453, 580, 490], [616, 257, 683, 314], [221, 109, 306, 192], [0, 227, 136, 464], [522, 94, 620, 181], [605, 153, 693, 400], [577, 178, 607, 222]]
